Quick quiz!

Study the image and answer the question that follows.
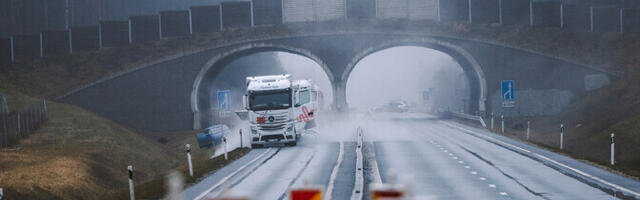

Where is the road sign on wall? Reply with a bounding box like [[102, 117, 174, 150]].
[[217, 90, 231, 117], [501, 80, 515, 107]]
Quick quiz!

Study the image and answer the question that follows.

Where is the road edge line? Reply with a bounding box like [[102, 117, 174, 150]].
[[194, 148, 274, 200], [441, 121, 640, 199], [325, 141, 344, 200]]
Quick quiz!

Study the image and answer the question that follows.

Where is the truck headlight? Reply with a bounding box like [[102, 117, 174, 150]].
[[287, 125, 294, 132]]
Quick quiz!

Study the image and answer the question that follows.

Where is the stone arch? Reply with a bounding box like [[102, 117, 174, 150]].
[[339, 38, 488, 113], [190, 43, 334, 129]]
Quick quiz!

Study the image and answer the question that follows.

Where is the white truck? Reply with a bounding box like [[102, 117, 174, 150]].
[[240, 74, 320, 148]]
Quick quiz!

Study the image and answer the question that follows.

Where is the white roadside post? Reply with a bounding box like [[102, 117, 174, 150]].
[[560, 124, 565, 150], [223, 136, 228, 160], [186, 144, 193, 177], [127, 165, 135, 200], [610, 133, 615, 165], [239, 129, 243, 148], [490, 112, 494, 130], [501, 115, 505, 133], [526, 121, 531, 140]]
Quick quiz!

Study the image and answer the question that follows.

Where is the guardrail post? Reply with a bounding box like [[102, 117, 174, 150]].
[[128, 165, 135, 200], [526, 121, 530, 140], [610, 133, 615, 165], [501, 115, 504, 133], [186, 144, 193, 177], [560, 124, 564, 150]]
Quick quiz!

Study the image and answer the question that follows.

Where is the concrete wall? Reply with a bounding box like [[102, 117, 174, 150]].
[[623, 9, 640, 33], [346, 0, 376, 19], [439, 0, 469, 22], [591, 7, 621, 32], [471, 0, 500, 24], [12, 35, 40, 60], [0, 38, 10, 64], [100, 21, 130, 47], [130, 15, 161, 42], [42, 30, 70, 56], [160, 11, 191, 38], [191, 6, 221, 33], [533, 2, 561, 27], [502, 0, 531, 25], [562, 4, 590, 30], [253, 0, 283, 25], [70, 26, 100, 51], [221, 1, 253, 29]]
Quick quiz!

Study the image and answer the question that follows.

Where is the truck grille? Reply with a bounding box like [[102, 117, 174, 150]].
[[261, 135, 284, 141], [258, 124, 285, 130]]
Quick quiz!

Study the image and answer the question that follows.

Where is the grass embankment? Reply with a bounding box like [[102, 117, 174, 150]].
[[0, 85, 246, 199]]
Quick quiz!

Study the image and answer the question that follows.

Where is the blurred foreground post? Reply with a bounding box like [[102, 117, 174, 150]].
[[239, 129, 243, 148], [223, 136, 228, 160], [501, 115, 504, 133], [560, 124, 564, 150], [186, 144, 193, 177], [128, 165, 135, 200], [610, 133, 615, 165], [526, 121, 530, 140], [490, 112, 494, 130]]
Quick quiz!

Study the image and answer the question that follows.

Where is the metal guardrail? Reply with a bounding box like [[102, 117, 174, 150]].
[[442, 111, 486, 128]]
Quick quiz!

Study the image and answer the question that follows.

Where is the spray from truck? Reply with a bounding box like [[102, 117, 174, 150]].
[[236, 74, 321, 148]]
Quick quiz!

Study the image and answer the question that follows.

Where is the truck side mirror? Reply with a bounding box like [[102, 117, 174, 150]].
[[294, 92, 300, 107], [243, 95, 249, 110]]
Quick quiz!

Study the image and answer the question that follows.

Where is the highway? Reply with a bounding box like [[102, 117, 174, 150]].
[[184, 113, 638, 200]]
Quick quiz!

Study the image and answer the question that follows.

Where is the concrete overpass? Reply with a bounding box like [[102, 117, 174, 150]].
[[58, 26, 613, 131]]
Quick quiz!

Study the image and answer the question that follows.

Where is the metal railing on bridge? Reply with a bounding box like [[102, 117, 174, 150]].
[[2, 0, 639, 64]]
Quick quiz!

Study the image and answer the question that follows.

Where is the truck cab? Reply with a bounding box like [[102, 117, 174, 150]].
[[243, 74, 319, 148]]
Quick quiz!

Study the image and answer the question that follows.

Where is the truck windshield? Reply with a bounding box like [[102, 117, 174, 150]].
[[249, 89, 291, 111]]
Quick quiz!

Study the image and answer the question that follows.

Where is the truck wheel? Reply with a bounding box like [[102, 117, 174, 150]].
[[286, 141, 297, 146], [251, 144, 262, 148]]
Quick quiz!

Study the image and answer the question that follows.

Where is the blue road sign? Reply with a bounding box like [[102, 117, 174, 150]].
[[501, 80, 515, 107], [217, 90, 231, 112]]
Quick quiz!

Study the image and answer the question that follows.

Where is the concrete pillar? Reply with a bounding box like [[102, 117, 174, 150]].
[[332, 80, 348, 112]]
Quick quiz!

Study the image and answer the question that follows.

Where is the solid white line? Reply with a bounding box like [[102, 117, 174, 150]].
[[325, 141, 344, 200], [351, 132, 364, 200], [442, 121, 640, 198], [194, 148, 274, 200]]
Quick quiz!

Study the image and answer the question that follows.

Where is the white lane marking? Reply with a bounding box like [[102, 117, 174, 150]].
[[448, 153, 453, 156], [471, 171, 478, 175], [480, 177, 487, 181], [489, 184, 496, 188], [325, 141, 344, 200], [442, 121, 640, 198], [458, 161, 464, 164], [465, 166, 470, 169], [499, 192, 508, 196], [194, 148, 274, 200], [444, 150, 448, 153], [453, 157, 458, 160]]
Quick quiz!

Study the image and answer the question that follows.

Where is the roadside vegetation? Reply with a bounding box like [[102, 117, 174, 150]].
[[0, 83, 244, 199]]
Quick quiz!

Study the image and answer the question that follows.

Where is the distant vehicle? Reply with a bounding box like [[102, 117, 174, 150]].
[[373, 100, 410, 113], [238, 74, 320, 148]]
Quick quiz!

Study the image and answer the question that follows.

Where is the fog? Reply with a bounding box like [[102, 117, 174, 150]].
[[346, 46, 470, 112]]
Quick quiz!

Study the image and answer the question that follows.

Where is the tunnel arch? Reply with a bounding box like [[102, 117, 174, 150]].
[[340, 38, 488, 113], [190, 43, 334, 129]]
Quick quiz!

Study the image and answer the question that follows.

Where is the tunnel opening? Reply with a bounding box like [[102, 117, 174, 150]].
[[192, 46, 333, 129], [344, 45, 479, 114]]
